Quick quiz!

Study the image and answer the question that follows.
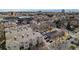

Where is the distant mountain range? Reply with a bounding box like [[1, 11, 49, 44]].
[[0, 9, 79, 12]]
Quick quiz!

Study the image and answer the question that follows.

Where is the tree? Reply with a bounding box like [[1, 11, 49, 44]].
[[62, 9, 65, 13]]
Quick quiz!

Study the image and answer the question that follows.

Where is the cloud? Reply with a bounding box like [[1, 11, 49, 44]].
[[0, 0, 78, 9]]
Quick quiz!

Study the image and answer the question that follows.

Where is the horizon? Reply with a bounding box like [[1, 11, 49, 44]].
[[0, 9, 79, 12]]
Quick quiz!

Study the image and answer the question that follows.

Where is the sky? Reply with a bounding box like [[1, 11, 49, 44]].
[[0, 0, 79, 9]]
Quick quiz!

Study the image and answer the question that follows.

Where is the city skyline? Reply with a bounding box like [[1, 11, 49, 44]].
[[0, 9, 79, 12]]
